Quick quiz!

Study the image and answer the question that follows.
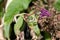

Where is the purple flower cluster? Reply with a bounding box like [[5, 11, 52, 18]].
[[40, 8, 51, 17]]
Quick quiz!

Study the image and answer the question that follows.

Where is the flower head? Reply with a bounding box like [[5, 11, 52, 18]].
[[40, 8, 51, 17]]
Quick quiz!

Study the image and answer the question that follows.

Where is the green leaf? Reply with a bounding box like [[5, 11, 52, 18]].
[[28, 22, 40, 36], [28, 14, 40, 36], [4, 0, 31, 39], [20, 20, 26, 31], [3, 25, 10, 40], [4, 0, 31, 25], [14, 16, 23, 36], [44, 31, 51, 40], [33, 25, 40, 36], [54, 0, 60, 11]]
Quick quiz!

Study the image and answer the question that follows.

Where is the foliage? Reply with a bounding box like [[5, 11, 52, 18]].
[[54, 0, 60, 11], [1, 0, 60, 40], [4, 0, 31, 40]]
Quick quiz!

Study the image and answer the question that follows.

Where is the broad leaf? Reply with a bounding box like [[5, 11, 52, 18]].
[[4, 0, 31, 25], [14, 16, 23, 36], [4, 0, 31, 39]]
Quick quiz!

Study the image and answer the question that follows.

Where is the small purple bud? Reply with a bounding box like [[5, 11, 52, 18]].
[[40, 8, 51, 17]]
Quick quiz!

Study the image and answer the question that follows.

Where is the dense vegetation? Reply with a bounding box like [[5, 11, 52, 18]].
[[0, 0, 60, 40]]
